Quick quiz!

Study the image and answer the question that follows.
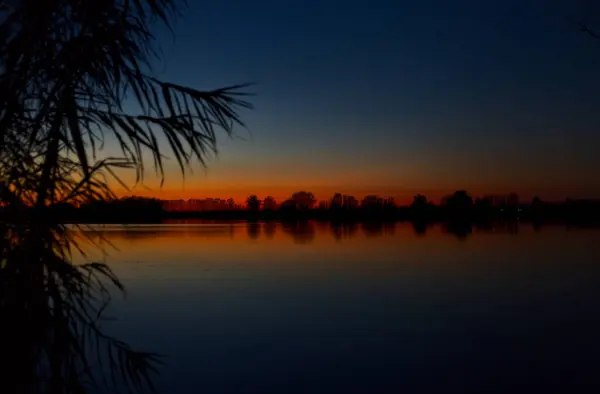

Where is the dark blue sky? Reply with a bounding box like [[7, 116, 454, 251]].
[[125, 0, 600, 202]]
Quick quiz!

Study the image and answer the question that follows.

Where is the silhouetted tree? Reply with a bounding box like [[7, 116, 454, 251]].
[[280, 199, 297, 213], [443, 190, 474, 218], [0, 0, 252, 392], [48, 201, 77, 218], [361, 195, 382, 210], [263, 196, 277, 211], [246, 195, 261, 211], [290, 191, 316, 210], [75, 196, 165, 222], [1, 0, 251, 210], [383, 197, 396, 209], [473, 197, 494, 219], [330, 193, 343, 210], [530, 196, 546, 222], [410, 194, 433, 215], [411, 194, 428, 209], [474, 196, 492, 209], [227, 198, 235, 210], [343, 195, 358, 209]]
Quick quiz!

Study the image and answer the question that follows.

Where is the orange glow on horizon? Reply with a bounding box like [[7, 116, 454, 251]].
[[111, 185, 600, 206], [105, 161, 600, 205]]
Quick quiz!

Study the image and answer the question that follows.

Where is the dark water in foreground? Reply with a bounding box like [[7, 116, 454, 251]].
[[79, 222, 600, 393]]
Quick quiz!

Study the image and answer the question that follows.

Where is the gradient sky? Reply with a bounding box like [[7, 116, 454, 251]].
[[110, 0, 600, 204]]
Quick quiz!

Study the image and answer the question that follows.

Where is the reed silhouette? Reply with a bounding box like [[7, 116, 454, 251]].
[[0, 221, 161, 393], [0, 0, 251, 392]]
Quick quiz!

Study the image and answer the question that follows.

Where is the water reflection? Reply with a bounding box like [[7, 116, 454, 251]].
[[246, 221, 261, 240], [263, 221, 276, 239], [412, 220, 427, 236], [474, 220, 520, 235], [330, 222, 359, 241], [361, 221, 383, 237], [92, 220, 600, 394], [443, 221, 473, 240], [0, 223, 160, 393], [280, 220, 316, 244], [95, 220, 600, 245]]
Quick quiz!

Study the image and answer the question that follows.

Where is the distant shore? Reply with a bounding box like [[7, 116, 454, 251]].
[[4, 194, 600, 226]]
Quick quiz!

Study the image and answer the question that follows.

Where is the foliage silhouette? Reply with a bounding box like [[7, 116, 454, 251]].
[[411, 194, 428, 209], [262, 196, 277, 211], [246, 195, 261, 211], [0, 222, 162, 393], [0, 0, 252, 209], [0, 0, 252, 392], [290, 191, 316, 210], [442, 190, 473, 216], [227, 198, 236, 210]]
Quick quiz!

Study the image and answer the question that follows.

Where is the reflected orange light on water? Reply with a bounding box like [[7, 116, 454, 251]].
[[72, 222, 600, 274], [67, 222, 600, 314]]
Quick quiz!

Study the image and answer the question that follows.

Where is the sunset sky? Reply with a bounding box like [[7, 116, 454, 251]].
[[111, 0, 600, 204]]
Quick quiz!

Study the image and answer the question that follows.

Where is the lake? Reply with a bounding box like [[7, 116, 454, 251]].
[[78, 221, 600, 393]]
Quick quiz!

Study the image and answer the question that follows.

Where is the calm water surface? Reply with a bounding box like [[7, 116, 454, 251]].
[[79, 222, 600, 393]]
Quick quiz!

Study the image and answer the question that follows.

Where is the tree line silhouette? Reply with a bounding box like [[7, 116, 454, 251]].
[[8, 190, 598, 225]]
